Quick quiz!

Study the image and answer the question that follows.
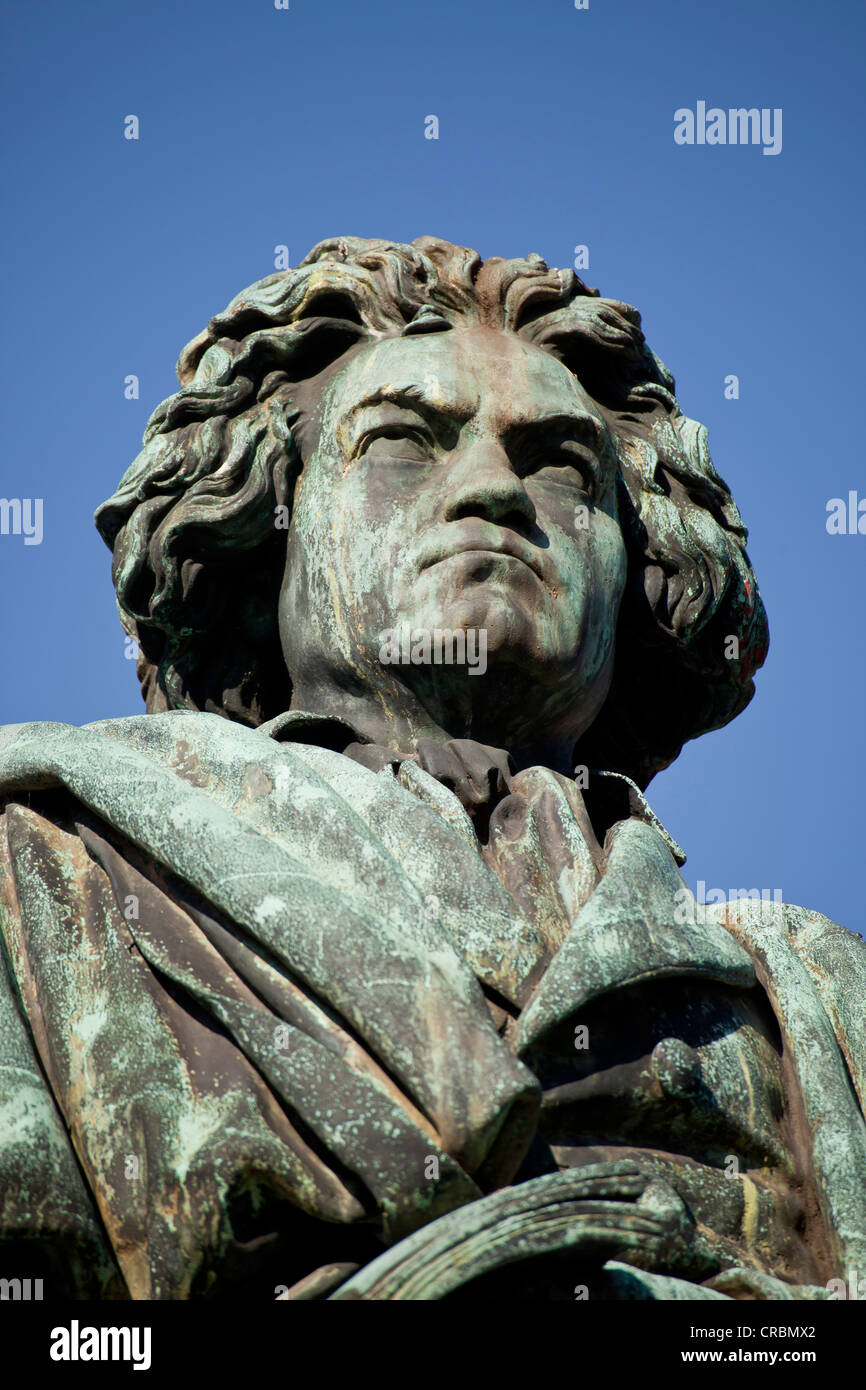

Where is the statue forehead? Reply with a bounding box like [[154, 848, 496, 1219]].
[[323, 325, 590, 427]]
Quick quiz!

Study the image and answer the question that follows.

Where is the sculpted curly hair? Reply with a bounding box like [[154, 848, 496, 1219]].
[[95, 235, 769, 789]]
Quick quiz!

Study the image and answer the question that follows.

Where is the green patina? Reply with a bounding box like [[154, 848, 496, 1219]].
[[0, 237, 861, 1301]]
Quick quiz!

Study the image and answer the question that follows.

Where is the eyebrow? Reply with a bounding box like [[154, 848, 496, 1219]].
[[341, 384, 475, 428], [504, 411, 607, 448]]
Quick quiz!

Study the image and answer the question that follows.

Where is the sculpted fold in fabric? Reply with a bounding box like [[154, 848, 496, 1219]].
[[0, 713, 863, 1299]]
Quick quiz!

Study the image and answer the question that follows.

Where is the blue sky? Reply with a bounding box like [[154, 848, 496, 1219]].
[[1, 0, 863, 930]]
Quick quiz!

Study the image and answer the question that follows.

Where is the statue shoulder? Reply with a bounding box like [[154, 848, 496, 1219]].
[[774, 902, 866, 1065], [0, 710, 286, 817], [706, 895, 864, 974], [708, 897, 865, 1114], [0, 710, 264, 772]]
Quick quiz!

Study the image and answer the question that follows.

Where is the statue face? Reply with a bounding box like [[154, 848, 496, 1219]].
[[279, 324, 627, 754]]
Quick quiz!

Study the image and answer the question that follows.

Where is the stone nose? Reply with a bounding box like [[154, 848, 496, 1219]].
[[442, 438, 536, 533]]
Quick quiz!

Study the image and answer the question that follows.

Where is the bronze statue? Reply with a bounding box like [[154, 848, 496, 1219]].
[[1, 237, 863, 1300]]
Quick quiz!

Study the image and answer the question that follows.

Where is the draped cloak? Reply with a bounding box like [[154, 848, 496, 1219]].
[[0, 711, 863, 1300]]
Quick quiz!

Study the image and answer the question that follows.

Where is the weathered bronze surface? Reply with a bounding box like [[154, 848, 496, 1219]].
[[1, 237, 863, 1300]]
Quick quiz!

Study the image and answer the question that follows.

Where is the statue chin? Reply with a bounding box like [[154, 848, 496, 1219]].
[[390, 578, 553, 649]]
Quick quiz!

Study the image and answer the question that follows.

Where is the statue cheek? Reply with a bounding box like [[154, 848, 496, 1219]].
[[590, 517, 628, 601], [560, 518, 625, 609]]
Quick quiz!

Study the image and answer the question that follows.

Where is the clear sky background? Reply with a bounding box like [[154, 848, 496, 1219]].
[[1, 0, 863, 930]]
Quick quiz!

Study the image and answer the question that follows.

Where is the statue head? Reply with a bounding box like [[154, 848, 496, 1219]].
[[96, 236, 768, 787]]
